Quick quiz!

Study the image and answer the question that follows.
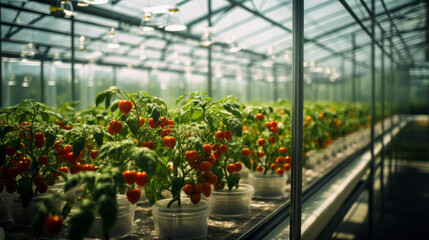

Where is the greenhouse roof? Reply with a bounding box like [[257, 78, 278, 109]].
[[1, 0, 427, 78]]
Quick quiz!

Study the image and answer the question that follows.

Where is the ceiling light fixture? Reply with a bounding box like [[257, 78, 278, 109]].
[[60, 0, 75, 17], [107, 28, 120, 49], [229, 35, 241, 53], [83, 0, 108, 4], [200, 26, 213, 47], [165, 3, 187, 32]]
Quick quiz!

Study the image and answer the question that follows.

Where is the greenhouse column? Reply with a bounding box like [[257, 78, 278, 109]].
[[369, 0, 376, 238], [352, 33, 356, 102], [388, 23, 394, 197], [207, 0, 213, 97], [273, 63, 278, 102], [71, 16, 76, 103], [291, 0, 304, 239], [247, 63, 252, 102], [0, 5, 2, 107], [380, 32, 385, 220], [41, 59, 45, 104]]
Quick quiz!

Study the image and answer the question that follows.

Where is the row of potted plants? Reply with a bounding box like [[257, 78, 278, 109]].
[[0, 88, 372, 239]]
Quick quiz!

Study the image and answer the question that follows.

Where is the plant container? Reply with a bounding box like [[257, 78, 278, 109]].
[[86, 195, 136, 238], [248, 172, 287, 199], [209, 183, 254, 218], [152, 198, 211, 240]]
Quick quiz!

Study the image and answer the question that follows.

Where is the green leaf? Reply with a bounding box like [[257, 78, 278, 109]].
[[171, 177, 185, 196], [0, 126, 13, 139], [45, 129, 56, 148], [151, 107, 160, 123], [110, 99, 120, 112], [69, 201, 95, 240], [95, 92, 106, 107], [72, 136, 85, 158], [64, 175, 82, 192], [145, 178, 162, 205], [98, 194, 117, 237], [227, 173, 241, 191], [17, 178, 34, 208], [62, 201, 73, 218], [126, 117, 139, 138], [105, 93, 112, 109], [223, 103, 241, 118], [93, 128, 104, 147]]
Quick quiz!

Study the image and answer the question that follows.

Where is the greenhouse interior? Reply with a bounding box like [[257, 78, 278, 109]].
[[1, 0, 429, 239]]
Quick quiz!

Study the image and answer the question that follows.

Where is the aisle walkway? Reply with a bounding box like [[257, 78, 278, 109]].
[[332, 118, 429, 240]]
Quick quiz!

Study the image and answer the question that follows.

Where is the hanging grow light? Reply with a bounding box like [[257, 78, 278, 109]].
[[165, 4, 187, 32], [83, 0, 108, 4], [107, 28, 120, 49]]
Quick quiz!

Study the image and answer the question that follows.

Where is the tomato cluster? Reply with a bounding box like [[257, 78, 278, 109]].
[[123, 170, 148, 204]]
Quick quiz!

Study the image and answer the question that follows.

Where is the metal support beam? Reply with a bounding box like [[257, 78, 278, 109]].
[[380, 0, 414, 64], [291, 0, 303, 239], [426, 0, 429, 61], [0, 5, 2, 107], [341, 60, 345, 101], [380, 32, 385, 221], [246, 63, 252, 103], [368, 1, 376, 239], [40, 59, 45, 104], [5, 15, 46, 38], [273, 64, 278, 102], [207, 0, 213, 97], [71, 16, 75, 103], [112, 66, 117, 86], [388, 23, 394, 198], [352, 33, 356, 102]]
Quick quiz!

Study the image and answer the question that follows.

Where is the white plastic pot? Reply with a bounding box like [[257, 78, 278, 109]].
[[152, 198, 211, 240], [248, 172, 287, 199], [209, 183, 254, 218], [86, 195, 136, 238]]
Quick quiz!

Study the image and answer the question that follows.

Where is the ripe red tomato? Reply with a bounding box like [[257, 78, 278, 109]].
[[203, 144, 212, 155], [272, 121, 278, 128], [89, 150, 98, 160], [4, 178, 17, 193], [17, 160, 29, 172], [190, 193, 201, 204], [43, 215, 63, 236], [235, 162, 242, 172], [285, 156, 291, 164], [162, 136, 176, 149], [241, 148, 250, 157], [136, 172, 148, 187], [123, 170, 137, 185], [227, 163, 236, 174], [161, 129, 172, 138], [62, 125, 73, 130], [4, 146, 17, 156], [256, 166, 263, 172], [34, 139, 45, 148], [270, 163, 276, 170], [265, 122, 272, 129], [219, 144, 228, 154], [193, 183, 203, 194], [279, 147, 288, 154], [258, 138, 266, 146], [38, 155, 49, 165], [284, 163, 291, 171], [67, 152, 76, 164], [213, 150, 222, 160], [258, 150, 265, 158], [207, 155, 216, 166], [256, 113, 263, 121], [139, 117, 145, 127], [269, 136, 277, 144], [109, 120, 123, 134], [148, 118, 158, 128], [118, 100, 133, 114], [276, 156, 285, 165], [70, 164, 82, 174], [126, 188, 141, 204], [203, 183, 211, 197], [305, 116, 312, 123], [184, 184, 194, 195], [276, 168, 284, 176], [200, 161, 211, 173], [33, 175, 45, 185], [7, 167, 19, 178], [37, 181, 48, 193], [215, 131, 224, 141], [35, 132, 45, 142], [208, 174, 218, 185], [59, 167, 69, 174], [224, 130, 232, 141]]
